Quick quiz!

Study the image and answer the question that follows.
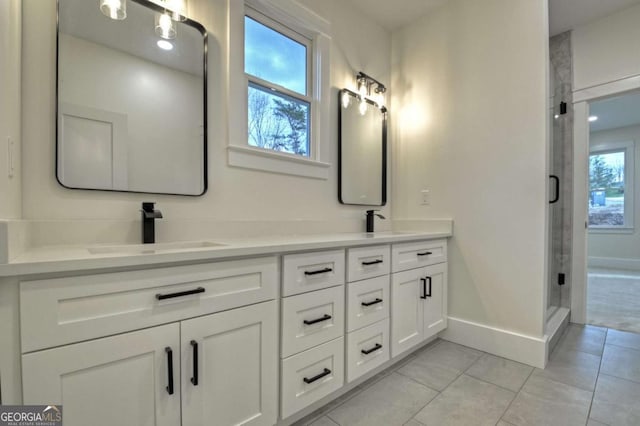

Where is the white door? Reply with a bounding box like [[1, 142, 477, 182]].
[[22, 323, 181, 426], [181, 300, 278, 426], [391, 268, 424, 357], [422, 263, 447, 339]]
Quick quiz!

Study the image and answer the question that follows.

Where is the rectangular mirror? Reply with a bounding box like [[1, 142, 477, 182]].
[[57, 0, 207, 196], [339, 89, 387, 206]]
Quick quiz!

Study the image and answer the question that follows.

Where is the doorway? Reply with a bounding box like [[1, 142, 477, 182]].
[[572, 80, 640, 332]]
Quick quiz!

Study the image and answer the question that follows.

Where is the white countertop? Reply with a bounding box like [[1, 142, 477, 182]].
[[0, 231, 451, 277]]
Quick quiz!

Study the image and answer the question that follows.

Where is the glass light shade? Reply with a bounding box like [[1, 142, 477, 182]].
[[359, 99, 367, 116], [358, 78, 368, 97], [341, 91, 351, 109], [100, 0, 126, 20], [155, 12, 177, 40]]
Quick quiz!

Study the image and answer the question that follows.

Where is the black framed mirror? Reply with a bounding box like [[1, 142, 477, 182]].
[[338, 88, 387, 206], [56, 0, 207, 196]]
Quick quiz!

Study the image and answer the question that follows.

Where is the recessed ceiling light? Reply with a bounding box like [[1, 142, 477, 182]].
[[588, 115, 598, 122], [157, 40, 173, 50]]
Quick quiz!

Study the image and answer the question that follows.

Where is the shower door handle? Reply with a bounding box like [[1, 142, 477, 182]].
[[549, 175, 560, 204]]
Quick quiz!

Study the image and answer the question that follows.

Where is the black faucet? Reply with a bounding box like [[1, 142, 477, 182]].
[[141, 202, 163, 244], [365, 210, 385, 233]]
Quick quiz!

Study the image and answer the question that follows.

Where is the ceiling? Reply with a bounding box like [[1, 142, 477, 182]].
[[346, 0, 446, 31], [590, 91, 640, 132], [346, 0, 640, 35], [549, 0, 640, 36]]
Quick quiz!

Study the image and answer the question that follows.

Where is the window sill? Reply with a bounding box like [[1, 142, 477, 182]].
[[588, 227, 635, 235], [227, 145, 330, 179]]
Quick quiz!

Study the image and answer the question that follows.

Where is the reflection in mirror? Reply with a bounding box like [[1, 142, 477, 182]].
[[57, 0, 207, 196], [339, 89, 387, 206]]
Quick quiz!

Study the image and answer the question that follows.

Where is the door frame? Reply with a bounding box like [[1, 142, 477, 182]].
[[571, 74, 640, 323]]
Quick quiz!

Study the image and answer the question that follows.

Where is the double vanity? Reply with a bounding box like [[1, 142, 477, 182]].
[[0, 231, 450, 425]]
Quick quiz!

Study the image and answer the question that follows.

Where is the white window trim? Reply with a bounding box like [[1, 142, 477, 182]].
[[588, 140, 635, 232], [228, 0, 331, 179]]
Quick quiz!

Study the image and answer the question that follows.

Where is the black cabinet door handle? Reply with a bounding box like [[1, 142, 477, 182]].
[[304, 314, 332, 325], [303, 368, 331, 384], [362, 259, 383, 266], [361, 298, 383, 307], [165, 347, 174, 395], [420, 278, 428, 299], [304, 267, 333, 276], [417, 251, 433, 257], [425, 276, 432, 298], [550, 175, 560, 204], [361, 343, 382, 355], [156, 287, 205, 300], [190, 340, 198, 386]]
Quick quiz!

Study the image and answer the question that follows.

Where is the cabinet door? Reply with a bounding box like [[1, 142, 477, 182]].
[[22, 323, 181, 426], [422, 263, 448, 339], [181, 300, 278, 426], [391, 268, 424, 357]]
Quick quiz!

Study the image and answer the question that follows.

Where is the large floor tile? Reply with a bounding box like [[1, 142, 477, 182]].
[[413, 375, 514, 426], [606, 328, 640, 351], [396, 341, 483, 391], [327, 373, 438, 426], [600, 345, 640, 382], [555, 324, 606, 356], [465, 354, 533, 392], [501, 373, 592, 426], [308, 417, 339, 426], [590, 373, 640, 426], [534, 347, 601, 391], [587, 419, 608, 426]]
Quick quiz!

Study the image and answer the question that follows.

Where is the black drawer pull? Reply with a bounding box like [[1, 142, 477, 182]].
[[304, 314, 332, 325], [303, 368, 331, 384], [156, 287, 205, 300], [426, 276, 432, 297], [420, 276, 432, 299], [361, 343, 382, 355], [165, 347, 174, 395], [362, 259, 383, 266], [304, 267, 333, 276], [417, 251, 433, 256], [361, 298, 383, 307], [190, 340, 198, 386]]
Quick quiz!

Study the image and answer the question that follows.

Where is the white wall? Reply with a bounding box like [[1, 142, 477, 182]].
[[0, 0, 22, 219], [391, 0, 548, 337], [573, 3, 640, 91], [20, 0, 391, 241], [589, 124, 640, 265]]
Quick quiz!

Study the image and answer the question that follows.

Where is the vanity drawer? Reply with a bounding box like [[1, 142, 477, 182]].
[[282, 249, 345, 296], [392, 239, 447, 272], [346, 275, 389, 332], [281, 286, 345, 357], [20, 256, 278, 353], [281, 337, 344, 419], [346, 319, 389, 383], [347, 245, 390, 282]]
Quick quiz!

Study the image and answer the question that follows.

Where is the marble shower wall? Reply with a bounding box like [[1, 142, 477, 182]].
[[549, 31, 573, 310]]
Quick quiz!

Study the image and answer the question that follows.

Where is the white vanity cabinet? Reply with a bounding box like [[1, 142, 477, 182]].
[[20, 258, 279, 426], [391, 240, 448, 357]]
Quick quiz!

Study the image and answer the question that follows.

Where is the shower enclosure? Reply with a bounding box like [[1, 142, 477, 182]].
[[548, 32, 573, 321]]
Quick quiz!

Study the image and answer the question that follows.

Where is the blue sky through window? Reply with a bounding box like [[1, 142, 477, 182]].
[[244, 16, 307, 95]]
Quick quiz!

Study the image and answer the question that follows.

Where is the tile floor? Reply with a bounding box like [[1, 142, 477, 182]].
[[296, 324, 640, 426], [587, 268, 640, 333]]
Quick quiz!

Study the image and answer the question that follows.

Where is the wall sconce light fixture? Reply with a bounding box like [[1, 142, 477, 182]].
[[155, 12, 177, 39], [355, 71, 387, 111], [100, 0, 127, 20]]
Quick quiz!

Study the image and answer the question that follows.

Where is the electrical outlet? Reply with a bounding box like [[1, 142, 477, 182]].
[[420, 189, 430, 205]]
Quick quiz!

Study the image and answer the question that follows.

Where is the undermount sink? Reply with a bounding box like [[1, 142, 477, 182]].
[[87, 241, 226, 255]]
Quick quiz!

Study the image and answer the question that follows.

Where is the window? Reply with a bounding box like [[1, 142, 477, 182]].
[[588, 141, 634, 230], [244, 13, 311, 157], [227, 0, 331, 179]]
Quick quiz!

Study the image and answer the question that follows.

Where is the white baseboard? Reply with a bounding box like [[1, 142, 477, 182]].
[[441, 316, 547, 368], [588, 256, 640, 271]]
